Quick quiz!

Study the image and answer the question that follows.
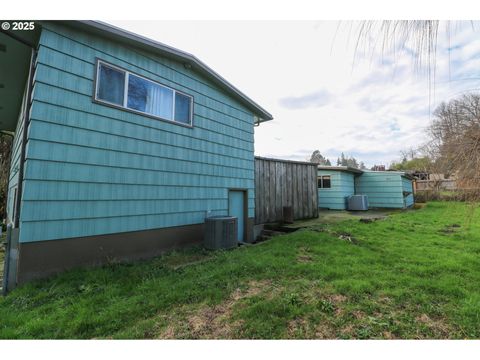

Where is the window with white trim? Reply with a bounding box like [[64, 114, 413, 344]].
[[95, 60, 193, 126], [317, 175, 331, 188]]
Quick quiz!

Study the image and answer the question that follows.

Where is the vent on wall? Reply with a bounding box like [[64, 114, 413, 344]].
[[347, 195, 369, 211]]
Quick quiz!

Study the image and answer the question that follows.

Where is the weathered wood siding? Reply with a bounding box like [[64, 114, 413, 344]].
[[254, 157, 318, 224], [317, 170, 355, 210], [19, 22, 257, 243]]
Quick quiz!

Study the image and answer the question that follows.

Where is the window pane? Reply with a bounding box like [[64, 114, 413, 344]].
[[174, 92, 192, 124], [127, 74, 148, 112], [317, 178, 322, 188], [127, 74, 173, 120], [322, 176, 331, 188], [97, 64, 125, 105]]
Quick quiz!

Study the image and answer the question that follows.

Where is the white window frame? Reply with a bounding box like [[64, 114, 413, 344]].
[[317, 175, 332, 189], [94, 59, 194, 127]]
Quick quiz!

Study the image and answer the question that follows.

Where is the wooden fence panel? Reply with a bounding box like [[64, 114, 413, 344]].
[[254, 157, 318, 224]]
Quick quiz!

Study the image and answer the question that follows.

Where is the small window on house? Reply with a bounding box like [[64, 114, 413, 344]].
[[317, 175, 331, 189], [95, 60, 193, 126]]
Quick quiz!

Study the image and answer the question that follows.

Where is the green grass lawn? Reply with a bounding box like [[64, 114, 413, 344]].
[[0, 201, 479, 339]]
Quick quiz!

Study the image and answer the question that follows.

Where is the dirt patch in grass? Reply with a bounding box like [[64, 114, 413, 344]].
[[287, 317, 309, 337], [378, 295, 393, 304], [359, 216, 386, 223], [351, 310, 366, 320], [297, 255, 313, 263], [315, 321, 337, 339], [326, 295, 347, 317], [297, 247, 314, 263], [337, 232, 359, 244], [158, 279, 273, 339], [340, 323, 356, 337], [415, 313, 452, 338], [156, 324, 176, 339], [382, 330, 396, 339], [186, 306, 238, 338], [440, 224, 461, 235], [329, 294, 347, 304]]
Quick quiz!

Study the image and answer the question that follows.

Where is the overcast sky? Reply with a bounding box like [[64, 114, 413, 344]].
[[109, 21, 480, 168]]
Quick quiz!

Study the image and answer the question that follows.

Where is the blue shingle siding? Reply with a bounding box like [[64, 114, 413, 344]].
[[19, 23, 256, 243], [355, 172, 405, 208], [317, 170, 355, 210]]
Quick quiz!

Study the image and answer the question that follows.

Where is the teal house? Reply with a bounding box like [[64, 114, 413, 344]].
[[1, 21, 272, 285], [317, 166, 414, 210]]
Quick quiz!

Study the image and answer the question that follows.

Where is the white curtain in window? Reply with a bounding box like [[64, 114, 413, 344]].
[[146, 84, 173, 120]]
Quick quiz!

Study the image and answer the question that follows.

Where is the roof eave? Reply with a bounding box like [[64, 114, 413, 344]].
[[317, 166, 364, 174]]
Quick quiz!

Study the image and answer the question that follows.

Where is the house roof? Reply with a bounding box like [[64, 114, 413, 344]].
[[362, 170, 415, 180], [61, 21, 273, 122], [255, 156, 318, 167], [317, 166, 364, 174], [316, 166, 416, 180]]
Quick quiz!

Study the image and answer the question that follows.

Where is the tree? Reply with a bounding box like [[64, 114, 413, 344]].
[[371, 165, 386, 171], [336, 152, 362, 169], [389, 157, 432, 171], [356, 21, 440, 66], [424, 93, 480, 196], [309, 150, 331, 166]]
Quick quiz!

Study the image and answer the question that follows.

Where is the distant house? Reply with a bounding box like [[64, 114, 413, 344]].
[[317, 167, 414, 210], [1, 21, 272, 286]]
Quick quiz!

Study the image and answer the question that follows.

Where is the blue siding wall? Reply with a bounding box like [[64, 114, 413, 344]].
[[19, 23, 256, 243], [317, 170, 355, 210], [402, 176, 414, 207], [355, 172, 405, 208]]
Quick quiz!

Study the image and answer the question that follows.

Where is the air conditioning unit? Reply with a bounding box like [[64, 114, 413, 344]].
[[204, 216, 238, 250], [347, 195, 369, 211]]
